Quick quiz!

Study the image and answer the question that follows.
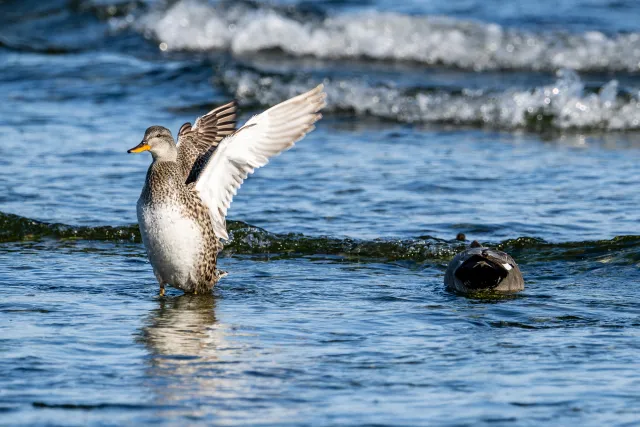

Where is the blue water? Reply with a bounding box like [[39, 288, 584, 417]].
[[1, 0, 640, 425]]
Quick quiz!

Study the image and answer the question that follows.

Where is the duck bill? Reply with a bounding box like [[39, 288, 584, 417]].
[[127, 142, 151, 153]]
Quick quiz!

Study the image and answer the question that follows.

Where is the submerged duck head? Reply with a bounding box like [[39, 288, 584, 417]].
[[128, 126, 176, 160], [444, 241, 524, 294]]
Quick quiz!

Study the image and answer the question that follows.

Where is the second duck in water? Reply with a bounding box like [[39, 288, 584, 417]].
[[128, 85, 326, 295], [444, 241, 524, 293]]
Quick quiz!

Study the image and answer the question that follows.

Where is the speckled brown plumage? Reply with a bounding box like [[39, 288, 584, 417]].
[[133, 116, 236, 294], [130, 85, 326, 295], [177, 101, 237, 184], [139, 160, 222, 293]]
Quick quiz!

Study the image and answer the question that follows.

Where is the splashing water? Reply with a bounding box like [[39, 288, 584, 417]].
[[219, 67, 640, 130], [129, 0, 640, 72]]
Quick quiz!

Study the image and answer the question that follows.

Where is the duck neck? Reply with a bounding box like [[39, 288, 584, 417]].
[[151, 144, 178, 162]]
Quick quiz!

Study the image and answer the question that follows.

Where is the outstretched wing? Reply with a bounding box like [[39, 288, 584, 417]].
[[176, 100, 237, 183], [194, 84, 326, 240]]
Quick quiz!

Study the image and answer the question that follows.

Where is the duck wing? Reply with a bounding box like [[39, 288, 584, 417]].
[[193, 84, 326, 240], [176, 100, 237, 183]]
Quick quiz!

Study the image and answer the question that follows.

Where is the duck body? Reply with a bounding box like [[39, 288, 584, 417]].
[[137, 161, 219, 293], [445, 241, 524, 294], [128, 85, 326, 294]]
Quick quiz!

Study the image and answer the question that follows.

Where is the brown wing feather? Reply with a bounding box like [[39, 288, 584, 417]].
[[176, 100, 238, 183], [178, 122, 192, 135]]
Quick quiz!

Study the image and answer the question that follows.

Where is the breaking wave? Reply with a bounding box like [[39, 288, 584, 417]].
[[221, 67, 640, 131], [129, 0, 640, 72], [3, 211, 640, 264]]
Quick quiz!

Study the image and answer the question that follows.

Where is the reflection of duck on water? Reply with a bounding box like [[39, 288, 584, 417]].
[[138, 294, 234, 408], [138, 294, 222, 364], [137, 294, 231, 409]]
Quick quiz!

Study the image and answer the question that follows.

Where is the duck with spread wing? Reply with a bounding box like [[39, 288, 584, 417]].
[[128, 85, 326, 295]]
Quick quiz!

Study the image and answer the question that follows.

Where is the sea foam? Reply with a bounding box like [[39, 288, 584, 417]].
[[220, 68, 640, 131], [134, 0, 640, 72]]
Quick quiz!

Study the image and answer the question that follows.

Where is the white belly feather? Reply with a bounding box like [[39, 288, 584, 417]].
[[137, 200, 203, 287]]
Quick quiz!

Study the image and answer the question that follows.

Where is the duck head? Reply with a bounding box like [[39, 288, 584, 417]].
[[128, 126, 177, 161]]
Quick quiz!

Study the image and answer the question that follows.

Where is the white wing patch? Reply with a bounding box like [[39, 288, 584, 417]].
[[194, 84, 327, 240], [502, 263, 513, 271]]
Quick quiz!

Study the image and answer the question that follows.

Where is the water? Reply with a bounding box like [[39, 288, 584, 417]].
[[1, 0, 640, 425]]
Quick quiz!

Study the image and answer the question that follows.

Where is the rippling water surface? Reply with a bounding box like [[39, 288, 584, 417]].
[[1, 0, 640, 425]]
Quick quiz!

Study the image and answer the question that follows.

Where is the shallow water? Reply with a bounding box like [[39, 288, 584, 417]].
[[2, 0, 640, 425], [2, 241, 640, 425]]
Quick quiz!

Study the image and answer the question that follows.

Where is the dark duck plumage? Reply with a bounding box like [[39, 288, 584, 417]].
[[444, 240, 524, 293]]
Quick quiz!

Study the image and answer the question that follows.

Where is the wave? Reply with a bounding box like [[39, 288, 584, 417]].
[[3, 211, 640, 264], [220, 67, 640, 131], [128, 0, 640, 72], [0, 211, 459, 261]]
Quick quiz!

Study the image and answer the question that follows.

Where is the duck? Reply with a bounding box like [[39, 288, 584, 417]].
[[444, 240, 524, 293], [128, 85, 326, 295]]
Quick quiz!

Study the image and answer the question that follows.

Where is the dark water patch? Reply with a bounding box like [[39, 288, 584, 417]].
[[498, 235, 640, 264], [0, 212, 140, 243], [70, 0, 148, 20], [0, 308, 52, 314], [510, 400, 576, 407], [2, 211, 640, 266], [32, 401, 154, 411], [0, 0, 69, 24], [0, 37, 82, 55], [0, 0, 107, 53]]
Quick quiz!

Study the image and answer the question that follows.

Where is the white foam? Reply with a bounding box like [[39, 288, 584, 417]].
[[139, 0, 230, 50], [132, 0, 640, 72], [221, 68, 640, 131]]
